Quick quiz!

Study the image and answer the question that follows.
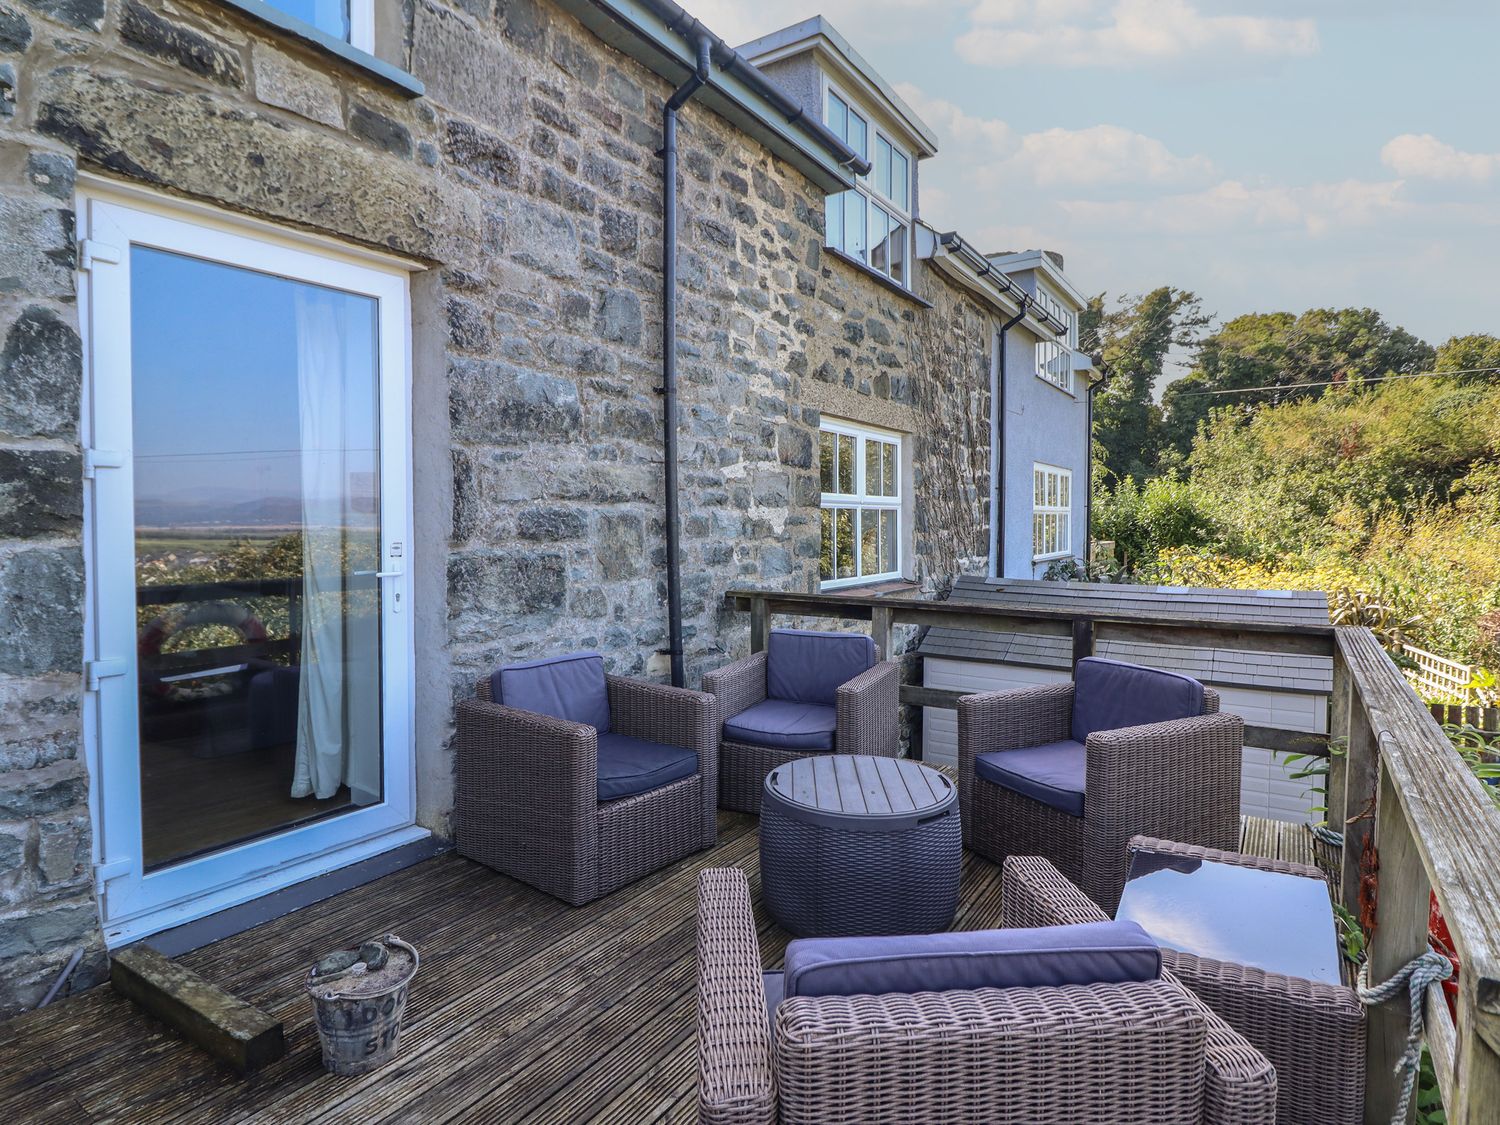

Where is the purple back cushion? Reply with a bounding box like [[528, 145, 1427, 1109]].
[[782, 920, 1161, 1000], [765, 629, 877, 706], [1071, 657, 1204, 743], [492, 651, 611, 734]]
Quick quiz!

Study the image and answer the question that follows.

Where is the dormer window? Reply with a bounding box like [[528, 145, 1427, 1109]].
[[1036, 286, 1077, 347], [1034, 286, 1078, 394], [824, 85, 913, 287]]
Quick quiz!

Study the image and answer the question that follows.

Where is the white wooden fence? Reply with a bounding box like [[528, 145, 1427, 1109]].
[[1397, 642, 1478, 702]]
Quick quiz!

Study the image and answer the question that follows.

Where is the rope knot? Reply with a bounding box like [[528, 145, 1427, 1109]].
[[1356, 949, 1454, 1125]]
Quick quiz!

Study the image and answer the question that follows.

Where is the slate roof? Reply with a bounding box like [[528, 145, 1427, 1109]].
[[918, 577, 1334, 694]]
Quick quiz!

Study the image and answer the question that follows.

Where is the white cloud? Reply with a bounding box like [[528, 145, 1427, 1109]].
[[1381, 133, 1500, 181], [1016, 126, 1217, 186], [683, 0, 1316, 70], [1056, 177, 1407, 236], [896, 84, 1216, 192], [685, 0, 952, 50], [956, 0, 1319, 68]]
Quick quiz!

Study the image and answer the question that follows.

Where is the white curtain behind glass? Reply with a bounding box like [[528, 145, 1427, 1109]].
[[290, 288, 380, 802]]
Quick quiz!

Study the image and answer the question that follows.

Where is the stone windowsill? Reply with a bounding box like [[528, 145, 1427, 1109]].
[[218, 0, 424, 97], [825, 246, 933, 309]]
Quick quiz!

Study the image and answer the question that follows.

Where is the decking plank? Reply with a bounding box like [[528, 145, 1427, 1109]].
[[0, 813, 1298, 1125]]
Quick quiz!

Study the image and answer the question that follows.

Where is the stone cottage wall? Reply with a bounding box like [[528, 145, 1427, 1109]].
[[0, 0, 996, 1012], [0, 125, 109, 1013]]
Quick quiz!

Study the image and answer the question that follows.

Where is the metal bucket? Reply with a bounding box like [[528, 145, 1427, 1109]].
[[305, 934, 419, 1076]]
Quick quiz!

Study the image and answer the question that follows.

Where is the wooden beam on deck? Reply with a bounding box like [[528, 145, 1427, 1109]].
[[110, 945, 284, 1073]]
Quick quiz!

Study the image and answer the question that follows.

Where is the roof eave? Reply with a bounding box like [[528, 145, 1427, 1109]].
[[737, 16, 939, 157], [555, 0, 858, 194]]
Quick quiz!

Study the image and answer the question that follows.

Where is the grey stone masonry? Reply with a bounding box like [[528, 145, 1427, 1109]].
[[0, 0, 1005, 1013], [0, 116, 107, 1011]]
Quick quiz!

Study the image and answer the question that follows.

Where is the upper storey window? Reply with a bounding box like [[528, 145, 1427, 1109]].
[[824, 86, 913, 288], [261, 0, 373, 50], [1036, 286, 1077, 347]]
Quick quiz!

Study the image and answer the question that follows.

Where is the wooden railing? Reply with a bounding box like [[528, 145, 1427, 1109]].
[[726, 587, 1500, 1124]]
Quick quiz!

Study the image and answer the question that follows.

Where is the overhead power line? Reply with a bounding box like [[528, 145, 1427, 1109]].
[[1173, 366, 1500, 398]]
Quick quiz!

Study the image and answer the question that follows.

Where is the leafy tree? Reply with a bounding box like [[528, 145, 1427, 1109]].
[[1161, 308, 1434, 460], [1092, 287, 1209, 485], [1433, 333, 1500, 380], [1093, 477, 1217, 569]]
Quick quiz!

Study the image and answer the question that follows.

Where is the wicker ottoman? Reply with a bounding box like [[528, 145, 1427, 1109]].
[[759, 755, 961, 937]]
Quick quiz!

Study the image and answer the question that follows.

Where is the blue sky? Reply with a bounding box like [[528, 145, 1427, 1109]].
[[700, 0, 1499, 352]]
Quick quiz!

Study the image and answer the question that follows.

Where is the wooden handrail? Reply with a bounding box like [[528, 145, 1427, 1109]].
[[725, 586, 1338, 754], [1335, 627, 1500, 1122], [724, 589, 1500, 1121]]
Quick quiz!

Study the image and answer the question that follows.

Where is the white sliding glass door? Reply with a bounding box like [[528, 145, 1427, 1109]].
[[78, 182, 421, 944]]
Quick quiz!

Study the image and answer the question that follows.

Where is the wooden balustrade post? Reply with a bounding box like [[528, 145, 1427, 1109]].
[[1327, 652, 1352, 848], [871, 606, 893, 660], [1342, 697, 1378, 918], [749, 596, 768, 654], [1449, 1002, 1500, 1123], [1071, 618, 1094, 668], [1364, 758, 1433, 1124]]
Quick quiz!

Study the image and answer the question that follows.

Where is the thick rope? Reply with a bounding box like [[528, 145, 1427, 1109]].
[[1356, 950, 1454, 1124], [1311, 824, 1345, 846]]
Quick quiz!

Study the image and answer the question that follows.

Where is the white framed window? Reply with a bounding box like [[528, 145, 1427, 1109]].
[[1036, 286, 1076, 346], [819, 420, 903, 587], [1034, 286, 1077, 393], [823, 84, 912, 288], [260, 0, 375, 51], [1035, 340, 1074, 394], [1032, 464, 1073, 561]]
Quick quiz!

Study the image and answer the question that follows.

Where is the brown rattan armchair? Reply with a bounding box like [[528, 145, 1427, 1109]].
[[704, 629, 898, 814], [1003, 843, 1365, 1125], [695, 866, 1276, 1125], [958, 657, 1243, 913], [455, 653, 718, 906]]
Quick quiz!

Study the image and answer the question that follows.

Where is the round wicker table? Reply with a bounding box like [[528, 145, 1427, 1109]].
[[759, 754, 961, 937]]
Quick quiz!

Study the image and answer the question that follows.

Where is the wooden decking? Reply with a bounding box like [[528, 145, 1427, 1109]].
[[0, 814, 1311, 1125]]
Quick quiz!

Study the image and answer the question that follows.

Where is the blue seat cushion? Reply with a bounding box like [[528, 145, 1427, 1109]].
[[723, 698, 837, 751], [762, 970, 784, 1025], [595, 733, 697, 802], [1072, 656, 1203, 743], [782, 920, 1160, 1000], [492, 651, 611, 735], [975, 740, 1086, 817], [765, 629, 876, 707]]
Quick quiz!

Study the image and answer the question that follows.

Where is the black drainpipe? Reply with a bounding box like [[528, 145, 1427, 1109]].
[[1083, 365, 1109, 570], [657, 34, 712, 688], [993, 304, 1027, 579]]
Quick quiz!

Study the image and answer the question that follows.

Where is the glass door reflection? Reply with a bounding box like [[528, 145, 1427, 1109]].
[[130, 247, 383, 870]]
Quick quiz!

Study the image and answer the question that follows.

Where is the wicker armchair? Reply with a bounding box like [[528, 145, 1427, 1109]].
[[696, 866, 1276, 1125], [455, 656, 717, 906], [705, 629, 898, 814], [958, 658, 1243, 913], [1133, 837, 1365, 1125]]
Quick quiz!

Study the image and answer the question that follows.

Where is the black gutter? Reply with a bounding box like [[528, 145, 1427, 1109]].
[[637, 0, 872, 177], [937, 230, 1068, 338], [657, 33, 712, 688]]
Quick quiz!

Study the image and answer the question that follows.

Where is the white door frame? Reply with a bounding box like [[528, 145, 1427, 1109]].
[[77, 177, 426, 946]]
